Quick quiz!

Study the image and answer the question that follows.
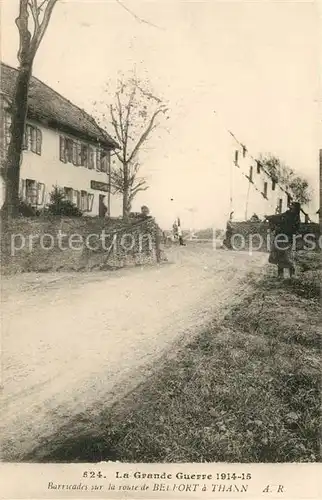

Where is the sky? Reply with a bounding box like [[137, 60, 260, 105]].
[[1, 0, 320, 228]]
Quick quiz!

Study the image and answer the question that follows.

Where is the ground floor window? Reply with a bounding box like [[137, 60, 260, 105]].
[[65, 187, 94, 212], [20, 179, 45, 206]]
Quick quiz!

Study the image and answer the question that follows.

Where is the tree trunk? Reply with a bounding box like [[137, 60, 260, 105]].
[[2, 62, 33, 219], [123, 187, 130, 219]]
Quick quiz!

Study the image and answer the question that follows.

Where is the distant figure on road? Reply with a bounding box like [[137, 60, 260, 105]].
[[222, 211, 234, 249], [177, 222, 186, 246], [265, 202, 301, 278]]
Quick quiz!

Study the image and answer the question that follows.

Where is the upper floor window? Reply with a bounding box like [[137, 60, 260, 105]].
[[60, 135, 96, 170], [96, 149, 110, 173], [3, 112, 42, 155]]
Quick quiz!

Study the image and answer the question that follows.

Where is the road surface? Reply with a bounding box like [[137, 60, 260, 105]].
[[0, 244, 266, 460]]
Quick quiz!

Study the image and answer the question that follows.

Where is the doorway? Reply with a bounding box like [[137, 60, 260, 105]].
[[99, 194, 107, 217]]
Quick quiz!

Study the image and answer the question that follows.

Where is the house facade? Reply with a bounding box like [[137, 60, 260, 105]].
[[230, 139, 291, 221], [0, 62, 122, 217]]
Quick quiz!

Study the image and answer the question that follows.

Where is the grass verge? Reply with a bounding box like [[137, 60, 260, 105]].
[[32, 252, 321, 463]]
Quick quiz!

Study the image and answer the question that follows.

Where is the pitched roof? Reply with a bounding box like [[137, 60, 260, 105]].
[[0, 62, 118, 149]]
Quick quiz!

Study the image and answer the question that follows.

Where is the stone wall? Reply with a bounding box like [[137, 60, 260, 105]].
[[229, 221, 320, 252], [1, 216, 164, 274]]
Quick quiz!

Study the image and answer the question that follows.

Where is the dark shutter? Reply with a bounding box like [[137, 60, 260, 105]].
[[88, 193, 94, 211], [60, 136, 66, 163], [37, 182, 45, 205], [36, 129, 42, 155], [31, 127, 37, 153]]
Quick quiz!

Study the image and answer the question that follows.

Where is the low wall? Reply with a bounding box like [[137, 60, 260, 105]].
[[1, 216, 164, 274], [228, 221, 320, 252]]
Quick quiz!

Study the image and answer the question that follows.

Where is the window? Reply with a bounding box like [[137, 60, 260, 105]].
[[242, 145, 247, 158], [64, 187, 73, 203], [81, 144, 88, 167], [248, 166, 253, 183], [25, 124, 42, 154], [24, 179, 45, 206], [81, 190, 88, 211], [88, 147, 95, 169], [79, 191, 94, 212], [234, 150, 239, 165], [96, 148, 110, 172], [26, 179, 38, 205], [59, 136, 73, 163], [256, 161, 261, 174], [72, 189, 80, 208], [3, 114, 41, 155], [272, 179, 276, 191]]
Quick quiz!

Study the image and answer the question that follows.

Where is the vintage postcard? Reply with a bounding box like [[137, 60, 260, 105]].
[[0, 0, 321, 498]]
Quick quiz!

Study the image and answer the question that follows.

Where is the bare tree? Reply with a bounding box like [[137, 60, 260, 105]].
[[2, 0, 59, 218], [98, 76, 168, 218], [259, 153, 312, 205]]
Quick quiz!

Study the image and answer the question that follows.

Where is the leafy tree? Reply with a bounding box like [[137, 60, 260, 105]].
[[96, 75, 168, 218], [259, 153, 311, 205], [45, 186, 82, 216], [2, 0, 59, 219]]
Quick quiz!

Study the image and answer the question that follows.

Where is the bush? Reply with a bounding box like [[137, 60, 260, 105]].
[[45, 186, 82, 217], [18, 199, 39, 217]]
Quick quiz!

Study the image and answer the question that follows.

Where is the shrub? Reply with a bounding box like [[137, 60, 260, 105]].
[[45, 186, 82, 217]]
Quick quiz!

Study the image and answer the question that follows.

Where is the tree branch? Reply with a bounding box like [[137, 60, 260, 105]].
[[115, 0, 165, 31], [110, 104, 123, 146], [127, 108, 165, 164], [16, 0, 32, 64], [30, 0, 58, 56], [29, 1, 40, 32]]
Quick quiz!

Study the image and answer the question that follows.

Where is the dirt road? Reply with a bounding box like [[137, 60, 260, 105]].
[[1, 244, 266, 461]]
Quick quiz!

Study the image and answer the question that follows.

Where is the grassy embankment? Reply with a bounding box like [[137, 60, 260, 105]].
[[35, 251, 321, 463]]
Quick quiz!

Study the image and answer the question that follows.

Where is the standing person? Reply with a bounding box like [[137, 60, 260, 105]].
[[177, 217, 186, 246], [265, 202, 301, 278], [172, 219, 178, 242]]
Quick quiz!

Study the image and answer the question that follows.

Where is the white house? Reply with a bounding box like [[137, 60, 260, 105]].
[[0, 62, 122, 217], [228, 134, 301, 222]]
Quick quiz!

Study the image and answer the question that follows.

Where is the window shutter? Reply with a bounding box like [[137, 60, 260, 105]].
[[88, 147, 94, 169], [88, 193, 94, 211], [19, 179, 26, 200], [59, 136, 66, 162], [36, 129, 42, 155], [31, 127, 37, 153], [96, 149, 101, 171], [72, 142, 77, 165], [73, 190, 80, 208], [81, 144, 88, 167], [37, 182, 45, 205], [76, 143, 82, 166], [263, 182, 268, 198]]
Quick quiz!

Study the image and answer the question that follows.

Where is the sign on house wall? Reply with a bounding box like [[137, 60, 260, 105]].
[[90, 180, 109, 192]]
